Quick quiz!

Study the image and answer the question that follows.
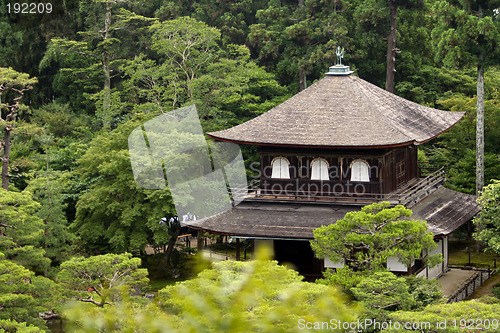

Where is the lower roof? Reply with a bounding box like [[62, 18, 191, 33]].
[[183, 186, 480, 239], [407, 186, 481, 235]]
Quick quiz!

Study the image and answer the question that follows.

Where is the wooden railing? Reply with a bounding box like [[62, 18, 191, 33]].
[[398, 168, 446, 207], [446, 266, 492, 303], [238, 168, 446, 206]]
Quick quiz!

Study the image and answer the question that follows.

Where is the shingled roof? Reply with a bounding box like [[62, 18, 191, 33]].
[[408, 186, 481, 236], [184, 186, 480, 239], [208, 74, 464, 148]]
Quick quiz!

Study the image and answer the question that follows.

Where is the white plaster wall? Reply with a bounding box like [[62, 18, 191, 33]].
[[416, 268, 427, 279], [324, 257, 345, 269], [426, 238, 444, 280], [387, 256, 408, 272]]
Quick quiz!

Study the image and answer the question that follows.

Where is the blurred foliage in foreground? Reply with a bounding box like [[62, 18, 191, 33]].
[[63, 248, 360, 332], [383, 297, 500, 333]]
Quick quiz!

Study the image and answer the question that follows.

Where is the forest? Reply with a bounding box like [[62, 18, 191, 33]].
[[1, 0, 500, 332]]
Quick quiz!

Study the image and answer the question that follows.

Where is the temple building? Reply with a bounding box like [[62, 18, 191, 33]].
[[184, 63, 481, 280]]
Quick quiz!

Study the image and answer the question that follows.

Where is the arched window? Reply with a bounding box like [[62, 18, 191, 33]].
[[350, 159, 370, 182], [311, 158, 330, 181], [271, 157, 290, 179]]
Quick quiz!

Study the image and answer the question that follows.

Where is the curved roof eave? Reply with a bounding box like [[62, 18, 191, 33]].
[[413, 111, 465, 145], [206, 133, 417, 149]]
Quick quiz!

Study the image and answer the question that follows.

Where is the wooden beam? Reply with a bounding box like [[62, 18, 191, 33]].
[[236, 238, 241, 261], [197, 230, 203, 253]]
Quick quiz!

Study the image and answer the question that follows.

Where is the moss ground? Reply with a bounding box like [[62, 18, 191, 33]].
[[448, 239, 499, 269]]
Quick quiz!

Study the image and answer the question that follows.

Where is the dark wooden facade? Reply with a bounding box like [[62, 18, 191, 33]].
[[382, 145, 418, 192], [258, 145, 418, 198]]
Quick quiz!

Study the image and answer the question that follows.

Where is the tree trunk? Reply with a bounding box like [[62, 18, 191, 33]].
[[476, 5, 485, 195], [165, 220, 181, 269], [385, 1, 397, 93], [45, 148, 51, 249], [1, 127, 12, 190], [0, 73, 32, 191], [102, 0, 112, 127], [476, 63, 485, 195], [299, 67, 307, 91]]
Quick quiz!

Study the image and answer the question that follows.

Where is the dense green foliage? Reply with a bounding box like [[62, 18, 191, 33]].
[[58, 253, 149, 307], [72, 116, 176, 253], [493, 285, 500, 299], [0, 0, 499, 330], [383, 298, 500, 332], [473, 180, 500, 254], [0, 253, 55, 329], [349, 271, 443, 330], [319, 267, 443, 309], [0, 189, 50, 273]]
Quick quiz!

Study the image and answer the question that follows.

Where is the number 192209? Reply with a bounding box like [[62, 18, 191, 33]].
[[6, 3, 53, 14]]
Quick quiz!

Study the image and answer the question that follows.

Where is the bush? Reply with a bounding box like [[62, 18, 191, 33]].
[[492, 284, 500, 299]]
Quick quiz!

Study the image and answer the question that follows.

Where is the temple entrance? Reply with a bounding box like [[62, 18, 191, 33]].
[[273, 240, 323, 281]]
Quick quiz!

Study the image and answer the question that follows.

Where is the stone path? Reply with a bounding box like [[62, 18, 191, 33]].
[[201, 249, 234, 262], [437, 269, 477, 299]]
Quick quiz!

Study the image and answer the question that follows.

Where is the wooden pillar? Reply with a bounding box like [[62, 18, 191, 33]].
[[339, 157, 343, 183], [378, 157, 383, 197], [197, 230, 204, 253], [236, 238, 241, 261], [259, 153, 265, 184], [442, 238, 445, 273]]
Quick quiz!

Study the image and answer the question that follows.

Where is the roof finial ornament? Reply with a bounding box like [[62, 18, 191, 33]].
[[326, 47, 353, 76], [336, 46, 344, 66]]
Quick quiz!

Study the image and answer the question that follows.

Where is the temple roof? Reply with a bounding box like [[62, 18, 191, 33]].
[[184, 187, 480, 239], [407, 186, 481, 235], [208, 75, 464, 148]]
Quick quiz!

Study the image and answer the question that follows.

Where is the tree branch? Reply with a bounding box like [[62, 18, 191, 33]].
[[0, 222, 16, 236], [0, 222, 16, 229], [78, 296, 112, 307], [374, 301, 401, 310]]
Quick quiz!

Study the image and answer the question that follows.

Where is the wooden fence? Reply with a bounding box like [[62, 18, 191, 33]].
[[447, 266, 492, 303]]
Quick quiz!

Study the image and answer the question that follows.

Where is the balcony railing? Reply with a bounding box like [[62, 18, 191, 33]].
[[235, 168, 445, 207], [398, 168, 445, 207]]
